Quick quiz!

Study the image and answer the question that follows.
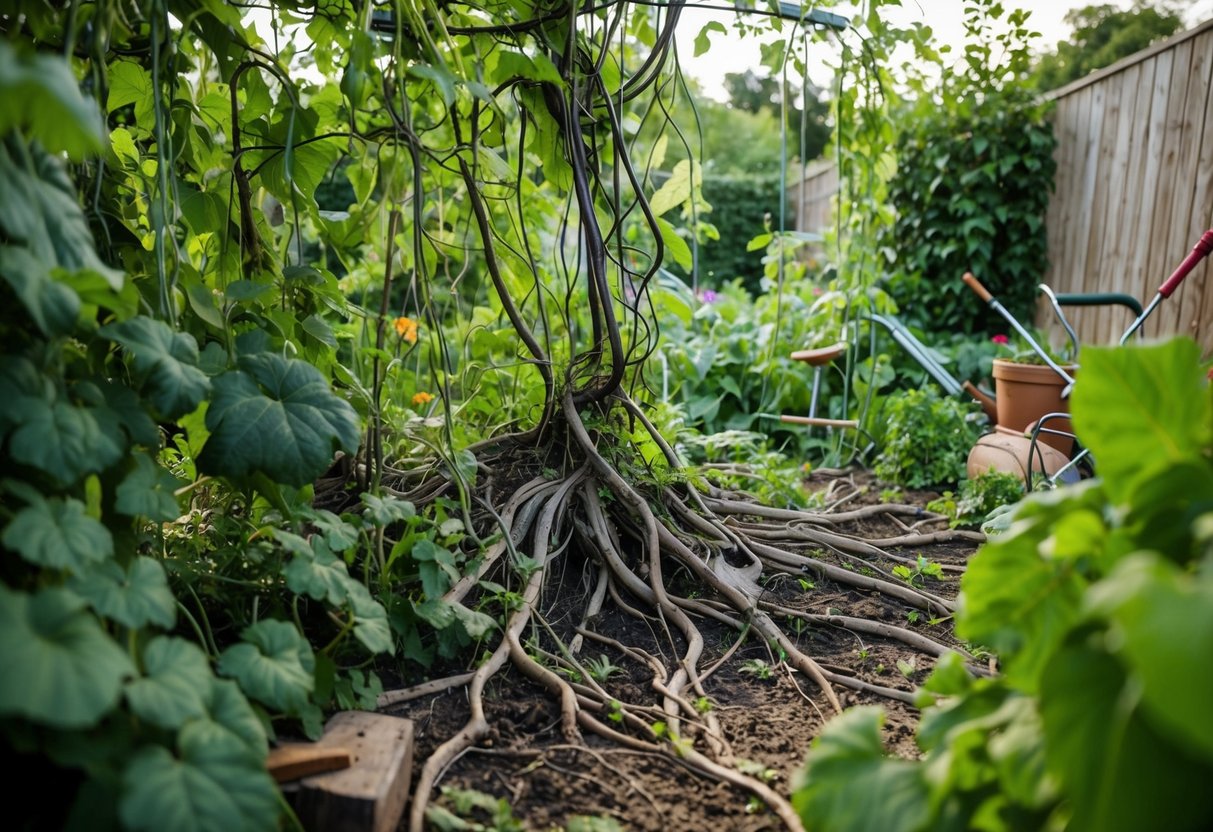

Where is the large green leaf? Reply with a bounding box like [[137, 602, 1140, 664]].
[[0, 245, 80, 336], [202, 678, 267, 755], [281, 534, 353, 606], [0, 585, 133, 728], [116, 453, 184, 522], [0, 40, 104, 159], [119, 720, 278, 832], [2, 494, 113, 571], [1040, 640, 1213, 832], [125, 637, 212, 730], [69, 556, 177, 630], [102, 317, 211, 420], [957, 487, 1094, 691], [5, 395, 125, 484], [348, 581, 394, 654], [198, 352, 360, 487], [1089, 554, 1213, 759], [793, 706, 931, 832], [0, 138, 122, 285], [1072, 340, 1212, 503], [217, 619, 314, 712]]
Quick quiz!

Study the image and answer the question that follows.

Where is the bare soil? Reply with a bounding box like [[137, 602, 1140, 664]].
[[378, 469, 981, 831]]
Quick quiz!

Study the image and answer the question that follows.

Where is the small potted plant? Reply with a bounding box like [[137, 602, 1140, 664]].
[[988, 330, 1077, 453]]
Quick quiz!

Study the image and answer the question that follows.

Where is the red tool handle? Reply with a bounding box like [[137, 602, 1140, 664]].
[[1158, 229, 1213, 298], [963, 272, 994, 303]]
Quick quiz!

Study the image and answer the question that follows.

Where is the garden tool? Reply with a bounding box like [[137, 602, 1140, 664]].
[[963, 272, 1077, 395], [1120, 228, 1213, 344]]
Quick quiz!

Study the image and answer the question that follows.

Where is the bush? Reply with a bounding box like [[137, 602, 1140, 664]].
[[872, 388, 985, 489]]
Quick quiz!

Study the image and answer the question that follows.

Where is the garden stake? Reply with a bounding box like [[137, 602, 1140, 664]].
[[1120, 228, 1213, 344]]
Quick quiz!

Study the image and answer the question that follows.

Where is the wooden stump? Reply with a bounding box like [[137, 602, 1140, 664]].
[[293, 711, 414, 832]]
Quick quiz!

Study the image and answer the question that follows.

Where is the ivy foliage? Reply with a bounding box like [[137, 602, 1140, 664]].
[[794, 337, 1213, 832], [882, 0, 1056, 335]]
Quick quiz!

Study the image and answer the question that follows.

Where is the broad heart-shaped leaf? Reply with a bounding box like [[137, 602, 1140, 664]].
[[119, 720, 278, 832], [2, 493, 113, 571], [0, 585, 134, 728], [0, 40, 104, 159], [198, 352, 360, 487], [4, 391, 125, 486], [282, 537, 356, 606], [68, 556, 176, 629], [101, 317, 211, 420], [1072, 340, 1211, 504], [1088, 553, 1213, 759], [0, 245, 80, 336], [116, 452, 184, 522], [0, 137, 122, 286], [202, 678, 267, 755], [348, 581, 394, 655], [125, 636, 212, 730], [1040, 639, 1213, 832], [218, 619, 315, 713], [956, 485, 1095, 692], [792, 706, 931, 832]]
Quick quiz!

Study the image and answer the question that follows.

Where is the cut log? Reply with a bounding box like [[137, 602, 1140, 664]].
[[267, 744, 353, 783], [294, 711, 415, 832]]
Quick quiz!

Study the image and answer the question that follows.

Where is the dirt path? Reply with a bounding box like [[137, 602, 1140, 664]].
[[379, 470, 981, 831]]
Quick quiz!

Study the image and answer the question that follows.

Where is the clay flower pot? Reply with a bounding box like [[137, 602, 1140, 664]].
[[991, 358, 1077, 454]]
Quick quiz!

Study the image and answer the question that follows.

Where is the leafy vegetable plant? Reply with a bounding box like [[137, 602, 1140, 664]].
[[793, 338, 1213, 832]]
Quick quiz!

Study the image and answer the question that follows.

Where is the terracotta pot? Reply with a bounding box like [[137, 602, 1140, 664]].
[[968, 425, 1077, 485], [991, 358, 1076, 454]]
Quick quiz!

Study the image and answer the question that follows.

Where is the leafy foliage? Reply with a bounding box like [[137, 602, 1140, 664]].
[[872, 387, 985, 489], [1031, 1, 1184, 91], [794, 338, 1213, 831], [882, 0, 1056, 335]]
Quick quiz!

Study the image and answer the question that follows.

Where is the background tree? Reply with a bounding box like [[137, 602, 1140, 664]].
[[1031, 1, 1184, 91]]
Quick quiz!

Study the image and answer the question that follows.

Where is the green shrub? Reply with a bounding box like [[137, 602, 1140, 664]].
[[872, 388, 985, 489]]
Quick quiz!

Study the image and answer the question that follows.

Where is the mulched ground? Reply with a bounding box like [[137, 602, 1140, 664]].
[[379, 469, 980, 831]]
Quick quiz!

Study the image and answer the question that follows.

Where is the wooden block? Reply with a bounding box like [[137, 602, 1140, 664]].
[[267, 744, 353, 783], [295, 711, 414, 832]]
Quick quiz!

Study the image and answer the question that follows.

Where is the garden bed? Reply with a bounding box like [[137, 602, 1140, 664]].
[[381, 469, 982, 830]]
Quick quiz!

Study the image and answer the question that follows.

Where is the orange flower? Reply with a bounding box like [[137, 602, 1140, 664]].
[[393, 316, 418, 344], [411, 391, 434, 406]]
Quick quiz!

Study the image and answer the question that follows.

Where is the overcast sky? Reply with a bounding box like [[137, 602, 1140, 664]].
[[677, 0, 1213, 99]]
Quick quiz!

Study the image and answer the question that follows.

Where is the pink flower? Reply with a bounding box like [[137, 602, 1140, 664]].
[[991, 334, 1009, 345], [700, 289, 718, 303]]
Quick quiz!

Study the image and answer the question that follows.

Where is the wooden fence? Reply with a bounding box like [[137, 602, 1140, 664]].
[[1042, 18, 1213, 355], [786, 19, 1213, 353]]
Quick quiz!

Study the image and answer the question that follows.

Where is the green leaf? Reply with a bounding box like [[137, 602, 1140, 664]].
[[198, 352, 360, 487], [793, 706, 931, 832], [0, 585, 134, 728], [106, 59, 155, 130], [283, 538, 355, 606], [2, 493, 113, 571], [119, 720, 278, 832], [0, 137, 123, 286], [957, 489, 1091, 691], [6, 396, 125, 485], [409, 64, 457, 107], [348, 582, 394, 654], [0, 41, 104, 159], [693, 20, 727, 57], [116, 453, 183, 521], [125, 636, 212, 730], [102, 317, 211, 420], [69, 556, 177, 630], [1072, 340, 1211, 503], [362, 491, 416, 526], [0, 245, 80, 336], [203, 678, 268, 755], [1089, 554, 1213, 758], [649, 159, 700, 218], [655, 216, 692, 271], [218, 619, 315, 712], [1040, 640, 1213, 832]]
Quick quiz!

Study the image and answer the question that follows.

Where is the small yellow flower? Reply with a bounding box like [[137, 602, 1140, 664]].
[[411, 391, 434, 406], [393, 316, 418, 344]]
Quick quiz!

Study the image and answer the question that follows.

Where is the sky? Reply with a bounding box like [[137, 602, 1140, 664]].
[[676, 0, 1213, 99]]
